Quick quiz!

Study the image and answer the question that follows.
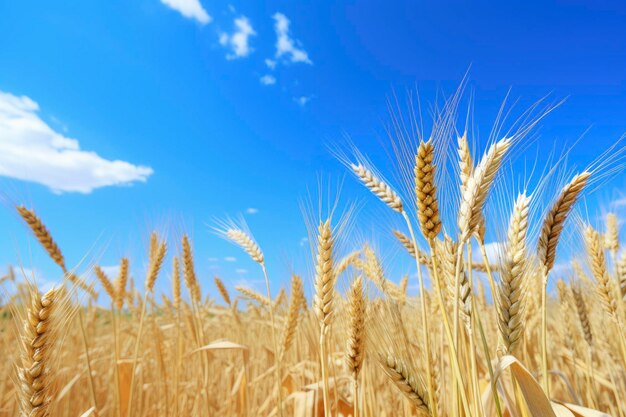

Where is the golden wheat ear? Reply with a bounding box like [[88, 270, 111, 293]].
[[345, 275, 366, 379], [18, 287, 59, 417], [16, 206, 66, 272], [537, 171, 590, 274]]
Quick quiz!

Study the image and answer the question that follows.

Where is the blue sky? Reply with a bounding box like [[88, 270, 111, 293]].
[[0, 1, 625, 298]]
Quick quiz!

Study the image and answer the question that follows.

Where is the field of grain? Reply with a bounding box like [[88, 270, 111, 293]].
[[1, 103, 625, 417]]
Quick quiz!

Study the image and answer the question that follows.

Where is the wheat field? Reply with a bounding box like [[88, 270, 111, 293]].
[[2, 102, 626, 417]]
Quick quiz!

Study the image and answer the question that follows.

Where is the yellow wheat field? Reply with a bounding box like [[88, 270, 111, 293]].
[[2, 100, 626, 417]]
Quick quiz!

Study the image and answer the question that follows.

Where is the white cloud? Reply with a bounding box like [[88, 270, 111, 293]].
[[265, 59, 277, 70], [219, 16, 256, 59], [259, 75, 276, 86], [224, 256, 237, 262], [99, 265, 120, 278], [471, 241, 505, 264], [246, 207, 259, 214], [294, 95, 312, 106], [0, 91, 153, 194], [235, 268, 248, 274], [160, 0, 211, 24], [272, 13, 312, 65], [299, 237, 308, 247]]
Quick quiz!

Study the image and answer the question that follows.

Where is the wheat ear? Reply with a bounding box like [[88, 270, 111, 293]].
[[584, 226, 619, 319], [497, 193, 530, 354], [537, 172, 590, 273], [146, 240, 167, 292], [392, 230, 431, 266], [378, 353, 429, 412], [236, 286, 271, 306], [214, 276, 231, 306], [458, 138, 512, 241], [279, 274, 304, 361], [182, 235, 201, 304], [346, 275, 366, 378], [172, 256, 181, 309], [571, 284, 593, 347], [351, 163, 403, 213], [18, 287, 58, 417], [314, 219, 335, 327], [415, 140, 441, 240], [95, 266, 116, 301], [226, 229, 264, 263], [17, 206, 66, 272], [115, 258, 129, 311]]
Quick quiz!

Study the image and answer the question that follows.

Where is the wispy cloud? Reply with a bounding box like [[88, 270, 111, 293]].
[[160, 0, 211, 24], [219, 16, 256, 59], [236, 268, 248, 274], [0, 91, 153, 194], [259, 75, 276, 86], [299, 237, 308, 247], [246, 207, 259, 214], [99, 265, 120, 278], [265, 59, 277, 70], [208, 257, 219, 262], [294, 95, 313, 106], [272, 13, 312, 65], [224, 256, 237, 262]]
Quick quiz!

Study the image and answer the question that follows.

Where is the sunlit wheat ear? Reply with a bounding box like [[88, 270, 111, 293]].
[[314, 219, 335, 327], [226, 229, 264, 264], [605, 213, 620, 252], [18, 287, 58, 417], [378, 353, 430, 413], [335, 250, 361, 277], [346, 275, 366, 379], [182, 235, 200, 304], [458, 133, 473, 196], [392, 230, 431, 266], [94, 265, 116, 301], [149, 231, 158, 262], [458, 137, 512, 241], [351, 163, 403, 213], [279, 274, 304, 360], [497, 193, 530, 354], [537, 171, 590, 273], [571, 284, 593, 347], [441, 236, 471, 329], [66, 273, 98, 300], [236, 286, 271, 306], [146, 239, 166, 292], [415, 140, 441, 240], [172, 256, 181, 309], [115, 258, 129, 311], [584, 225, 619, 319], [17, 206, 66, 272], [214, 276, 231, 306], [457, 135, 487, 242]]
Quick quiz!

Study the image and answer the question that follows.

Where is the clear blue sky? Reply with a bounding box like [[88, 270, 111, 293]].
[[0, 1, 625, 298]]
